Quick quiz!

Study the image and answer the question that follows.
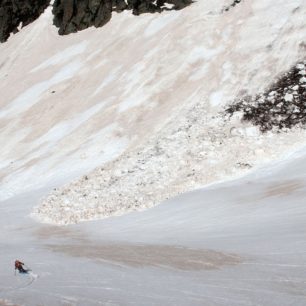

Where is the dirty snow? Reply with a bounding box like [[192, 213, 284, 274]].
[[31, 41, 88, 72], [0, 61, 83, 119], [29, 0, 306, 224], [144, 11, 181, 37], [1, 0, 306, 305], [0, 0, 305, 225]]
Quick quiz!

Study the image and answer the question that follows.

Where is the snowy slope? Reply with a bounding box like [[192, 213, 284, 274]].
[[0, 1, 305, 215], [33, 0, 306, 224], [0, 0, 306, 304], [1, 140, 306, 305]]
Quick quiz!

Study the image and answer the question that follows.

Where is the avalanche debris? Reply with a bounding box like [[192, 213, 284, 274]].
[[34, 63, 306, 224]]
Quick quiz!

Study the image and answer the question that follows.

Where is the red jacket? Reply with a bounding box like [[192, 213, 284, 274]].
[[15, 260, 24, 269]]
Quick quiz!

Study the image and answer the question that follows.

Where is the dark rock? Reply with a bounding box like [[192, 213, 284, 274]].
[[112, 0, 128, 12], [225, 60, 306, 132], [0, 0, 51, 43], [53, 0, 113, 35], [129, 0, 161, 15], [53, 0, 193, 35], [222, 0, 243, 13]]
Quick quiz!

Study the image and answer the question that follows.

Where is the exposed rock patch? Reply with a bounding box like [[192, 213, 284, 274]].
[[0, 0, 50, 43], [225, 60, 306, 132], [53, 0, 193, 35], [222, 0, 243, 13]]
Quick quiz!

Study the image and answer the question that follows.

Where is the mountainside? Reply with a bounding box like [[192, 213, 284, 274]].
[[1, 0, 306, 305], [0, 0, 305, 224]]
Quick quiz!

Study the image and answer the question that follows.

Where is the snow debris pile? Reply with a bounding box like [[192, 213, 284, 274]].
[[34, 86, 306, 224], [225, 60, 306, 132]]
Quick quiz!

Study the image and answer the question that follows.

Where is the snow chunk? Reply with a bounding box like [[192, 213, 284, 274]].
[[209, 91, 223, 107], [284, 93, 293, 102], [299, 77, 306, 83], [299, 70, 306, 76]]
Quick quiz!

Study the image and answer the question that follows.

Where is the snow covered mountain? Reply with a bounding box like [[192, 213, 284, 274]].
[[0, 0, 306, 305], [1, 0, 306, 223]]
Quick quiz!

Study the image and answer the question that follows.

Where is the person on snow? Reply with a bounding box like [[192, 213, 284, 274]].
[[15, 260, 28, 273]]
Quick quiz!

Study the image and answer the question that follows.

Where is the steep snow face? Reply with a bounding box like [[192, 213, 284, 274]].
[[0, 0, 306, 223], [1, 2, 306, 304]]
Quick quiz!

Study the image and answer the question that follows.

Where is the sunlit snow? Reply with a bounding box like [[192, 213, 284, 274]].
[[0, 0, 306, 304]]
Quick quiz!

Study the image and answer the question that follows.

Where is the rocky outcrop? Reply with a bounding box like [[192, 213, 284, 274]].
[[53, 0, 193, 35], [226, 60, 306, 132], [0, 0, 50, 43], [222, 0, 242, 13], [53, 0, 113, 35], [128, 0, 192, 15]]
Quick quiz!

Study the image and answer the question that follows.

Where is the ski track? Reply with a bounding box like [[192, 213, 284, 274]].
[[0, 273, 38, 295]]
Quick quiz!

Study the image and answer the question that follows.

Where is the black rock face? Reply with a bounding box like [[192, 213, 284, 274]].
[[53, 0, 192, 35], [53, 0, 113, 35], [0, 0, 51, 43]]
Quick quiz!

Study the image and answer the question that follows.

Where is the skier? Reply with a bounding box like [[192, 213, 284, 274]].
[[15, 260, 28, 273]]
